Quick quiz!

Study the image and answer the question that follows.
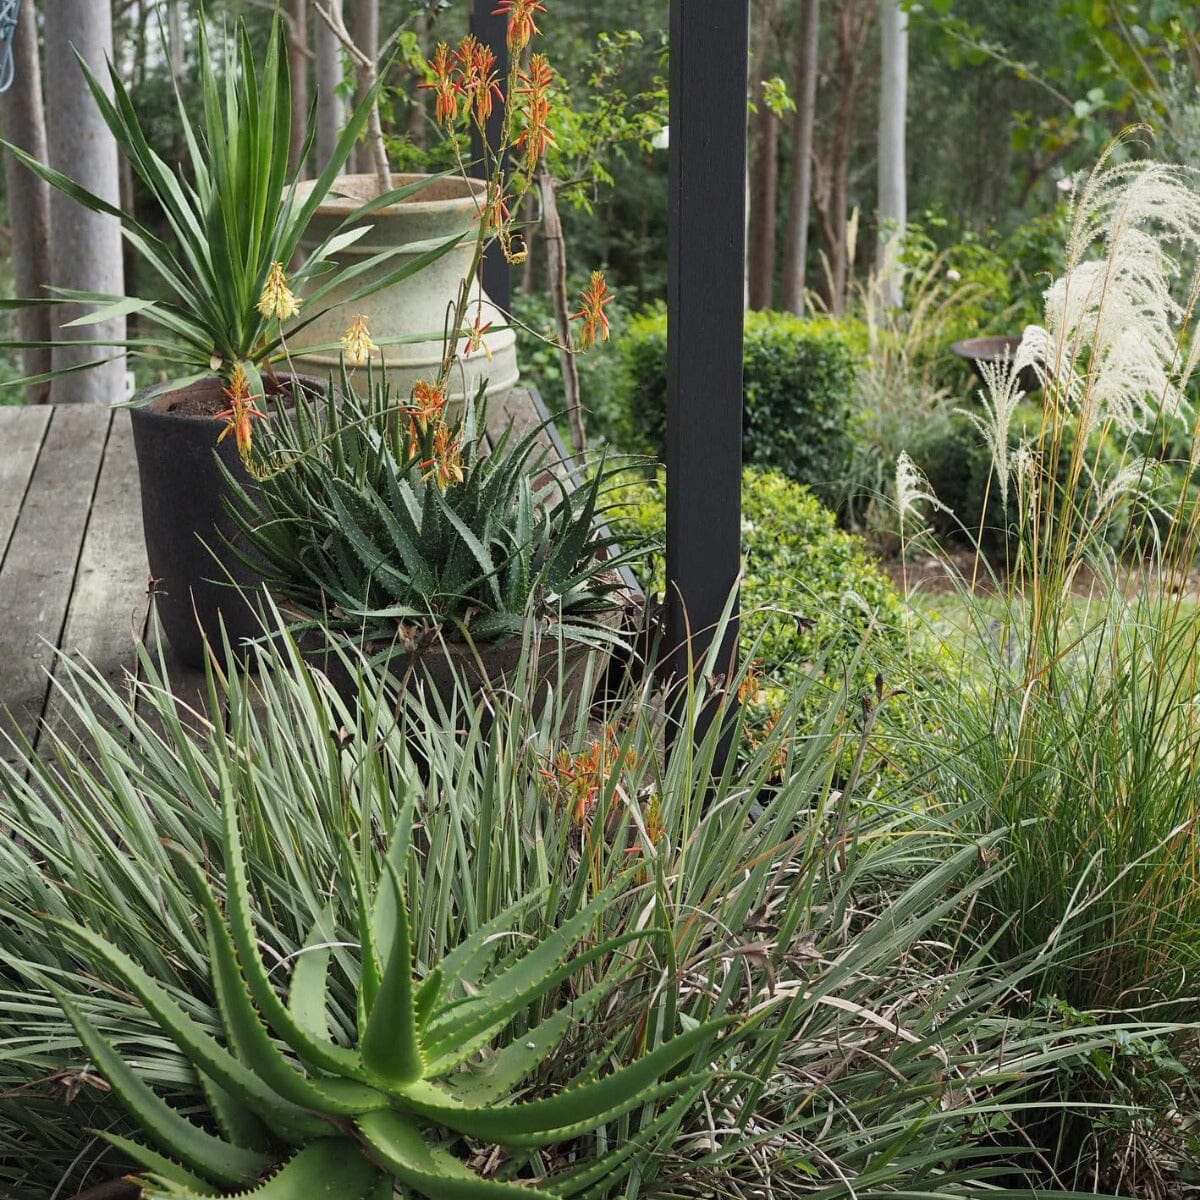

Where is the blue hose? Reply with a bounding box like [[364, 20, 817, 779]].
[[0, 0, 23, 95]]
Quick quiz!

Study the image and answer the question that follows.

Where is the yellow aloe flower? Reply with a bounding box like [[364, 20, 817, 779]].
[[341, 314, 378, 366], [256, 261, 300, 322]]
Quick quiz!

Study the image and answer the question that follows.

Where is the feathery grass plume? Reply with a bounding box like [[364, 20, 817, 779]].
[[959, 348, 1037, 506], [894, 451, 941, 528], [1021, 133, 1200, 440]]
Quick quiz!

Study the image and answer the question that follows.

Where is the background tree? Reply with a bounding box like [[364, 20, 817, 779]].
[[876, 0, 907, 307], [748, 0, 781, 310], [43, 0, 126, 404], [781, 0, 820, 314], [313, 0, 348, 172], [0, 0, 50, 402], [811, 0, 873, 314]]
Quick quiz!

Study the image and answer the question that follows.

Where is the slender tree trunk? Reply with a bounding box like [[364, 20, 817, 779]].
[[0, 0, 51, 402], [537, 170, 585, 456], [288, 0, 309, 179], [166, 0, 185, 89], [748, 104, 779, 310], [876, 0, 908, 308], [313, 0, 346, 173], [781, 0, 819, 314], [350, 0, 378, 177], [43, 0, 126, 403], [747, 0, 780, 311], [811, 0, 871, 314]]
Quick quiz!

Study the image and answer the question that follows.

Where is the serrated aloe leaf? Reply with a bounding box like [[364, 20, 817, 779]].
[[171, 853, 386, 1119], [344, 848, 383, 1028], [51, 988, 267, 1188], [451, 969, 625, 1107], [356, 1110, 558, 1200], [360, 860, 423, 1086], [99, 1131, 212, 1193], [288, 909, 336, 1044], [423, 930, 652, 1074], [424, 881, 624, 1050], [414, 965, 443, 1032], [431, 893, 542, 1002], [143, 1140, 385, 1200], [49, 918, 327, 1139], [402, 1019, 722, 1142], [198, 1071, 271, 1152], [547, 1085, 701, 1199], [371, 801, 415, 966], [217, 775, 365, 1079]]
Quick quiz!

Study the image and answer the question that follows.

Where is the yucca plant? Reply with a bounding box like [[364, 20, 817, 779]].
[[225, 370, 640, 650], [0, 11, 456, 392]]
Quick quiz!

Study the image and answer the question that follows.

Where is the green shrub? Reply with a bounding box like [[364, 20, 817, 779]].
[[592, 308, 863, 503], [607, 466, 909, 727]]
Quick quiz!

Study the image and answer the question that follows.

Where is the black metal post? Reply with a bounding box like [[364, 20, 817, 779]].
[[469, 0, 511, 312], [665, 1, 748, 753]]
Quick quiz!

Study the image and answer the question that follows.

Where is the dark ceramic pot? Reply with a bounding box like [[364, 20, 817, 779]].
[[128, 375, 320, 669]]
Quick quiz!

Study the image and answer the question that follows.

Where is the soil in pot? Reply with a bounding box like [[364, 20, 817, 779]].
[[129, 374, 322, 670]]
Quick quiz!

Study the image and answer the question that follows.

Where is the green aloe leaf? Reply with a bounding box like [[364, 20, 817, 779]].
[[400, 1021, 725, 1143], [49, 986, 268, 1188], [48, 918, 328, 1139], [360, 861, 424, 1086], [357, 1110, 558, 1200], [217, 765, 366, 1080], [141, 1139, 385, 1200], [171, 851, 387, 1118]]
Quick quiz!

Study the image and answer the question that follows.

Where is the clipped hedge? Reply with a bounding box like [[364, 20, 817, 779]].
[[591, 308, 863, 503], [607, 466, 910, 725]]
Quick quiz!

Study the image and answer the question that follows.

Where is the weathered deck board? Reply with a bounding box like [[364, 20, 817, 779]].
[[39, 413, 151, 753], [0, 406, 111, 756], [0, 405, 51, 567]]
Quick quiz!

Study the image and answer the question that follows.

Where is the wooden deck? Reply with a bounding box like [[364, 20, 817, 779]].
[[0, 388, 614, 764]]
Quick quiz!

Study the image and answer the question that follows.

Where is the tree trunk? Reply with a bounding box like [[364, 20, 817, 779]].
[[537, 170, 585, 457], [43, 0, 126, 404], [781, 0, 819, 314], [747, 0, 780, 311], [748, 104, 779, 310], [350, 0, 378, 177], [876, 0, 908, 308], [166, 0, 185, 89], [313, 0, 346, 174], [811, 0, 871, 315], [0, 1, 51, 402], [288, 0, 309, 179]]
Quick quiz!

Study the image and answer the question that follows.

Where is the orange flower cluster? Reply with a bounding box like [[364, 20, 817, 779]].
[[493, 0, 546, 52], [542, 725, 640, 828], [422, 35, 504, 131], [403, 380, 463, 491], [215, 362, 265, 461], [571, 271, 613, 351], [515, 54, 554, 171]]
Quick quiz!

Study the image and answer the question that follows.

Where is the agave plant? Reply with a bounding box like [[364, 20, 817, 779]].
[[225, 371, 640, 648], [45, 765, 725, 1199]]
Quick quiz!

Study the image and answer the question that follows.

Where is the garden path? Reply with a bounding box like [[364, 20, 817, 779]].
[[0, 388, 580, 771]]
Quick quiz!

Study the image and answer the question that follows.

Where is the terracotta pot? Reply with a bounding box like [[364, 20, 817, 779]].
[[128, 375, 321, 669], [288, 173, 519, 409]]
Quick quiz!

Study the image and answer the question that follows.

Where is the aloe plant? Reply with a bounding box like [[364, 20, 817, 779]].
[[225, 372, 641, 648], [46, 770, 726, 1199]]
